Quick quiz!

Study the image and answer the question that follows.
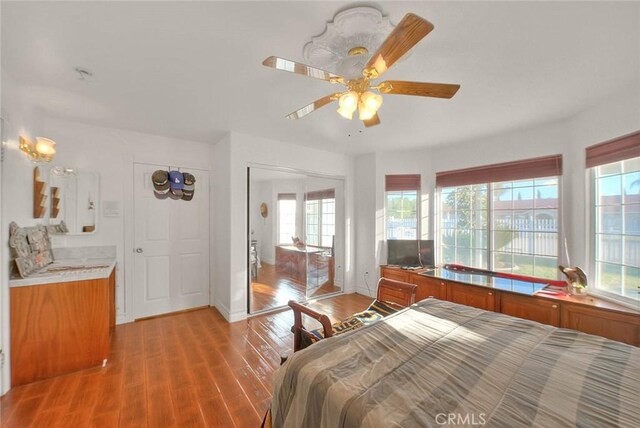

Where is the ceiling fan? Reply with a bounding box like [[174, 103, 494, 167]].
[[262, 13, 460, 128]]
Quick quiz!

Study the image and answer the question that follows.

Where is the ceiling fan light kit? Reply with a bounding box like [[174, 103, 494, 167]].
[[337, 91, 358, 120], [358, 91, 383, 120], [263, 7, 460, 127]]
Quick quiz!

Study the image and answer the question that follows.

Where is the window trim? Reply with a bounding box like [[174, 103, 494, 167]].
[[585, 130, 640, 168], [436, 155, 562, 188], [276, 198, 297, 245], [385, 174, 421, 240], [304, 196, 336, 248], [385, 174, 421, 192], [587, 160, 640, 309], [385, 189, 421, 240], [437, 176, 562, 278]]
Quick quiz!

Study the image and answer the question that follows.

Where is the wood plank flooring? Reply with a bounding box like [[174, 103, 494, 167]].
[[0, 293, 372, 428], [250, 263, 341, 313]]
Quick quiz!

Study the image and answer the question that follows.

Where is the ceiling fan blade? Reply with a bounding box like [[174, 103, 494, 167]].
[[286, 93, 341, 119], [363, 113, 381, 127], [263, 56, 345, 83], [364, 13, 434, 79], [378, 81, 460, 99]]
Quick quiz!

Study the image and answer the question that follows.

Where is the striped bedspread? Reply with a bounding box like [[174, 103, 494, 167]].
[[272, 298, 640, 427]]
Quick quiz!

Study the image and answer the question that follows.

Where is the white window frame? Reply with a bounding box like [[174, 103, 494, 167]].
[[385, 189, 420, 240], [277, 199, 297, 245], [437, 177, 562, 279], [304, 197, 336, 248], [587, 161, 640, 309]]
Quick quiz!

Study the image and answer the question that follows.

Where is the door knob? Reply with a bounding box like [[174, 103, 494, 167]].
[[135, 248, 143, 253]]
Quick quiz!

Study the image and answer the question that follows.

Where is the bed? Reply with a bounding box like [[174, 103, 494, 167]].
[[270, 298, 640, 427]]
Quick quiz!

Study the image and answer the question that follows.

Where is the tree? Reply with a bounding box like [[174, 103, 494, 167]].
[[443, 184, 516, 266]]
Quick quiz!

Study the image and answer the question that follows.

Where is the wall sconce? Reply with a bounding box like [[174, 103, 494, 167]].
[[19, 136, 56, 163]]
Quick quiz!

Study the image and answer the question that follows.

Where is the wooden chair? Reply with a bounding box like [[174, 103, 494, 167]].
[[288, 278, 417, 352]]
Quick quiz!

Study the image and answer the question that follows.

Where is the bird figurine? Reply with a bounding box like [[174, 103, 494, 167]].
[[558, 265, 588, 290]]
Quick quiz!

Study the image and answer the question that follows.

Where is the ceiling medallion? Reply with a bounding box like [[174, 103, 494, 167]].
[[303, 7, 399, 80]]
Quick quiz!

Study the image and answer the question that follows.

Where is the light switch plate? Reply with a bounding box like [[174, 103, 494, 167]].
[[103, 200, 121, 217]]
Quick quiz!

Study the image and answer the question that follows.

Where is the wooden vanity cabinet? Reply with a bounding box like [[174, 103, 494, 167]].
[[109, 268, 116, 328], [500, 292, 560, 327], [447, 282, 496, 311], [10, 267, 115, 386]]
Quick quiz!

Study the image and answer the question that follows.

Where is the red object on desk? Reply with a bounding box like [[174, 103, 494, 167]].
[[443, 264, 567, 287]]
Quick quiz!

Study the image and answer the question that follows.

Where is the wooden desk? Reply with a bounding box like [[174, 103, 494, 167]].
[[380, 265, 640, 346], [276, 245, 334, 287]]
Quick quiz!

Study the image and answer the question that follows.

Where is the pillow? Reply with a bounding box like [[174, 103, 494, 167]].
[[10, 222, 54, 278]]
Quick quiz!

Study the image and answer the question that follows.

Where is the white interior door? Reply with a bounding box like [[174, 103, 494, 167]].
[[133, 163, 209, 319]]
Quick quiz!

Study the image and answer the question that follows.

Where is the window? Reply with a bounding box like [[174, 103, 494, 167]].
[[386, 175, 420, 240], [277, 193, 296, 244], [305, 189, 335, 248], [440, 184, 488, 268], [321, 198, 336, 247], [587, 131, 640, 305], [305, 200, 319, 246], [437, 155, 562, 279]]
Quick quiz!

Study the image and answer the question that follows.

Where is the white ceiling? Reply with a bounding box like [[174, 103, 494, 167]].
[[2, 1, 639, 155]]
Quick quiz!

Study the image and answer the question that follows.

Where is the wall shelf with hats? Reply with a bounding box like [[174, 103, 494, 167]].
[[34, 167, 47, 218], [152, 169, 196, 201]]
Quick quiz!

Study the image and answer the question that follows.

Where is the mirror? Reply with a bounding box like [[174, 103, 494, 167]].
[[248, 166, 345, 314], [48, 167, 99, 234]]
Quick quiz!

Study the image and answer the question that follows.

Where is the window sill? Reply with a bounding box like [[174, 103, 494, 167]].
[[587, 289, 640, 311]]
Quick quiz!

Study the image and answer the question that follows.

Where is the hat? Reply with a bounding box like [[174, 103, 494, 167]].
[[154, 189, 170, 199], [183, 172, 196, 186], [169, 170, 184, 197], [181, 172, 195, 201], [182, 188, 194, 201], [152, 170, 170, 191]]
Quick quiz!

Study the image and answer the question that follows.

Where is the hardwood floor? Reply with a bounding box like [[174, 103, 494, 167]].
[[0, 293, 372, 428], [250, 262, 341, 313]]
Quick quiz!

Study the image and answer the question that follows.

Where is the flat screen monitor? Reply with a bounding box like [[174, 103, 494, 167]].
[[418, 239, 435, 268], [387, 240, 435, 267]]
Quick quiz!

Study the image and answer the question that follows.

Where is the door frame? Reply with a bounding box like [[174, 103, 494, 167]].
[[246, 163, 347, 316], [0, 116, 6, 393], [124, 158, 211, 323]]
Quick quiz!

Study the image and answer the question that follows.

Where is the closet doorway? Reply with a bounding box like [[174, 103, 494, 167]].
[[248, 166, 345, 314], [133, 163, 210, 319]]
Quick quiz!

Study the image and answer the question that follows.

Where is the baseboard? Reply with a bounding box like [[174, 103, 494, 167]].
[[215, 302, 247, 323], [356, 286, 375, 298]]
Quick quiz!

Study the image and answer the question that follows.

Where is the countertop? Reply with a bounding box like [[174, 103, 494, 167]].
[[383, 265, 640, 315], [277, 245, 325, 254], [9, 257, 116, 287], [420, 267, 550, 295]]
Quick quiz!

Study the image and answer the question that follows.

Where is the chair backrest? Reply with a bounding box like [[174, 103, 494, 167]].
[[377, 277, 417, 308], [288, 300, 334, 352]]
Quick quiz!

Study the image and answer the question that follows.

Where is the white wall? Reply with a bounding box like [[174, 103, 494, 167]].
[[566, 83, 640, 271], [1, 69, 44, 394], [211, 133, 232, 315], [6, 117, 214, 327], [249, 180, 273, 264], [354, 153, 376, 296], [354, 149, 434, 294], [213, 131, 354, 322]]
